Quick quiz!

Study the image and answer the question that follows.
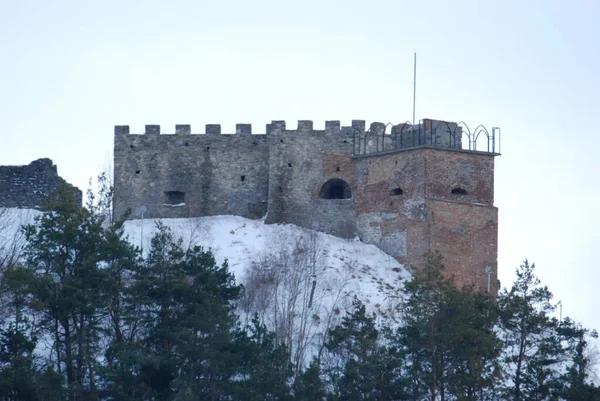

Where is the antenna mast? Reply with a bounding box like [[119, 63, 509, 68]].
[[412, 52, 417, 125]]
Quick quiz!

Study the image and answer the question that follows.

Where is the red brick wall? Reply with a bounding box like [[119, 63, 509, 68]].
[[353, 147, 498, 293]]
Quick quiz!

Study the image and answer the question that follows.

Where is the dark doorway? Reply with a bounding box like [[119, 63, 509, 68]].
[[319, 179, 351, 199]]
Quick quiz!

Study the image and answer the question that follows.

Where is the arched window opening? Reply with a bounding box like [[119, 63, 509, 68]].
[[451, 187, 468, 195], [319, 179, 351, 200], [165, 191, 185, 206], [390, 188, 403, 196]]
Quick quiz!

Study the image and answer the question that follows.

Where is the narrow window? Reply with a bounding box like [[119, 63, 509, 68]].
[[165, 191, 185, 206], [390, 188, 403, 196], [241, 175, 246, 182], [319, 179, 351, 199], [451, 187, 467, 195]]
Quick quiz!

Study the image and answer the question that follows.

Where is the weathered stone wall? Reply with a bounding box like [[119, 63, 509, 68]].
[[265, 121, 357, 238], [423, 149, 494, 205], [0, 158, 82, 209], [113, 125, 269, 220]]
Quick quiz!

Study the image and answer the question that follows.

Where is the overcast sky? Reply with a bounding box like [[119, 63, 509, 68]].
[[1, 0, 599, 328]]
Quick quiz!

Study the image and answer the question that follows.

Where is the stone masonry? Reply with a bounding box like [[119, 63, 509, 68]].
[[0, 158, 82, 209], [113, 119, 500, 292]]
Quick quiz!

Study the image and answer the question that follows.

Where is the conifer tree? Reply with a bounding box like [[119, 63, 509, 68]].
[[0, 265, 44, 401], [294, 359, 327, 401], [22, 182, 109, 401], [230, 315, 293, 401], [398, 251, 501, 401], [110, 223, 243, 401], [324, 297, 409, 401]]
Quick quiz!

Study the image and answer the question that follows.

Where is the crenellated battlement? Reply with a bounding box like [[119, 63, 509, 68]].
[[115, 118, 500, 156], [115, 120, 369, 136]]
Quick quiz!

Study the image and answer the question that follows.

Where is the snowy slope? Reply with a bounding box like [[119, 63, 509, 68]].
[[0, 208, 40, 265], [123, 215, 411, 319]]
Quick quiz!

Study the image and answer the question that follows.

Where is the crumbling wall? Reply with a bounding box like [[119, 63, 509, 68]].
[[0, 158, 82, 209]]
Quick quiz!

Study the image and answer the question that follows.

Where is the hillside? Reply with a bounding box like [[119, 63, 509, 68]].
[[122, 215, 411, 321]]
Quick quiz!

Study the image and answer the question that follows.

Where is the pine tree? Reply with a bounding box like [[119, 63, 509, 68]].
[[110, 223, 243, 401], [294, 359, 327, 401], [324, 297, 409, 401], [556, 319, 600, 400], [399, 251, 501, 401], [21, 182, 110, 401], [0, 265, 44, 401], [498, 260, 563, 401], [440, 287, 502, 401], [230, 315, 293, 401]]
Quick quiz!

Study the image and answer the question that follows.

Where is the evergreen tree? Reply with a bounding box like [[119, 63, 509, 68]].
[[0, 265, 43, 401], [294, 359, 327, 401], [230, 315, 293, 401], [556, 319, 600, 400], [399, 251, 501, 401], [441, 287, 502, 401], [21, 182, 110, 401], [498, 260, 563, 401], [109, 223, 243, 401], [0, 323, 38, 401], [324, 297, 409, 401]]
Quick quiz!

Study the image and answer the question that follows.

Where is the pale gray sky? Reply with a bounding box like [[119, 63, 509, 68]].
[[1, 0, 599, 328]]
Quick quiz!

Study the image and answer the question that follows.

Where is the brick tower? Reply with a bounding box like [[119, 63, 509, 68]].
[[352, 119, 500, 293]]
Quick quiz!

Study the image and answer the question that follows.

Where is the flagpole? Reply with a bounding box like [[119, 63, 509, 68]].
[[413, 52, 417, 125]]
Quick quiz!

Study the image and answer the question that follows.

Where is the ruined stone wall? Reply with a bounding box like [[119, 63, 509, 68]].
[[0, 158, 82, 209]]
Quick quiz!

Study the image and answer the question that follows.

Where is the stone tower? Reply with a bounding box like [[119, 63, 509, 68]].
[[113, 118, 499, 292]]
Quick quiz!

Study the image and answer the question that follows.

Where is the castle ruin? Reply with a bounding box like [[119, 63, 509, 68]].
[[0, 158, 82, 209], [113, 118, 500, 292]]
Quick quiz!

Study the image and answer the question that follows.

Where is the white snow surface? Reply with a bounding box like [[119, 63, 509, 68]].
[[123, 215, 411, 319], [0, 208, 40, 259]]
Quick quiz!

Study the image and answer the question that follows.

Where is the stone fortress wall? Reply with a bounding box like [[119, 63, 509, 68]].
[[0, 158, 82, 209], [113, 118, 499, 292]]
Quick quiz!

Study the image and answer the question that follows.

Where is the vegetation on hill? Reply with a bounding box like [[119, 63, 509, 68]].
[[0, 181, 598, 400]]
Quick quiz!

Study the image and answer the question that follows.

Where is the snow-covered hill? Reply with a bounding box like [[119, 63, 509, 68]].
[[123, 215, 410, 318]]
